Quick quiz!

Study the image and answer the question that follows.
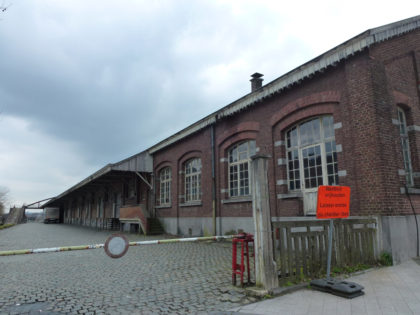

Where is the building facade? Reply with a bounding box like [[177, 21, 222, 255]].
[[44, 16, 420, 261]]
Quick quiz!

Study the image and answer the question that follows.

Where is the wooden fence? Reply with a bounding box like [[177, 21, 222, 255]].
[[272, 218, 377, 283]]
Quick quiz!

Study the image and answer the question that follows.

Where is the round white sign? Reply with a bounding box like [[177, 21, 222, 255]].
[[104, 234, 129, 258]]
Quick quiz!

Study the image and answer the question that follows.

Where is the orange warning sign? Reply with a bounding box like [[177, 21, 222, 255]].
[[316, 186, 350, 219]]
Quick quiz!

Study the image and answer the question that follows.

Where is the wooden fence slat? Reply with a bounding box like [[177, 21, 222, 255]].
[[318, 231, 324, 275], [294, 236, 300, 282], [302, 235, 308, 278], [368, 229, 375, 263], [280, 227, 287, 278], [336, 221, 342, 266], [361, 230, 366, 264], [286, 226, 293, 278]]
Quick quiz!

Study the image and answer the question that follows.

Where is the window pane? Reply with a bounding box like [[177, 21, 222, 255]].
[[286, 116, 337, 191], [287, 127, 298, 148], [289, 171, 294, 180], [323, 116, 334, 139], [301, 118, 321, 146], [249, 141, 256, 156], [229, 141, 254, 196]]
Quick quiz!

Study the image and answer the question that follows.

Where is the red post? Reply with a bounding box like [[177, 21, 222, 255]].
[[232, 238, 238, 285], [232, 233, 254, 286]]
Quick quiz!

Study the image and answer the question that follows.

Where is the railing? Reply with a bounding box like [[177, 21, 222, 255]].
[[272, 218, 377, 284]]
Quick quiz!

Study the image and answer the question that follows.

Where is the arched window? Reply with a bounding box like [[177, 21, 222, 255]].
[[228, 140, 256, 197], [185, 158, 202, 202], [397, 107, 413, 186], [286, 116, 338, 191], [159, 167, 172, 205]]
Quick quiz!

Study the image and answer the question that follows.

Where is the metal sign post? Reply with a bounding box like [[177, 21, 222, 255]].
[[310, 185, 365, 299], [326, 219, 334, 279]]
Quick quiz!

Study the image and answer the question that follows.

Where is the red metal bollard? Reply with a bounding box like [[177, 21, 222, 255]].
[[232, 233, 254, 286]]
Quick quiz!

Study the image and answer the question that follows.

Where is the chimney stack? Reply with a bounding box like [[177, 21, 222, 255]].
[[250, 72, 264, 92]]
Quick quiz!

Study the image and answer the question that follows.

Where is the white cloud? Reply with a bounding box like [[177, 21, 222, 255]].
[[0, 115, 97, 209]]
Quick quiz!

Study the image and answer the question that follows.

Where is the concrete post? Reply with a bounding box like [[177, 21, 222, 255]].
[[251, 154, 279, 290]]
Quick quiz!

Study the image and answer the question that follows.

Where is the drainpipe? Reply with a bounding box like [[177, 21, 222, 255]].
[[211, 124, 217, 236]]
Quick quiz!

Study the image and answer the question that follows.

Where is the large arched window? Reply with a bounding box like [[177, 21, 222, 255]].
[[397, 107, 413, 186], [228, 140, 256, 197], [286, 116, 338, 191], [185, 158, 202, 202], [159, 167, 172, 205]]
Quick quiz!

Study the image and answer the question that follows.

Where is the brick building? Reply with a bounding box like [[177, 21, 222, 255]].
[[44, 16, 420, 261]]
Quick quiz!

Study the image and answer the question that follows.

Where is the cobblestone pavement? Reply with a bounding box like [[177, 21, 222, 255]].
[[0, 223, 256, 314]]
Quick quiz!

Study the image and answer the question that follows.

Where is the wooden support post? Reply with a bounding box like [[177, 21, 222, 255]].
[[251, 154, 279, 290]]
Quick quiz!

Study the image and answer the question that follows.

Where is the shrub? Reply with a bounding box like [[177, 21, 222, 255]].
[[379, 251, 393, 266]]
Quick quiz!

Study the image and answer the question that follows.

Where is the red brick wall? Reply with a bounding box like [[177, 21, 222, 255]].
[[152, 29, 420, 221]]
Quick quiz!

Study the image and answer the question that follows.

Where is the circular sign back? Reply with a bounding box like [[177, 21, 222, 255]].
[[104, 234, 129, 258]]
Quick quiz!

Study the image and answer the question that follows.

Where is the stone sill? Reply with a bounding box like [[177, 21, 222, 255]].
[[221, 197, 252, 204], [277, 191, 303, 199], [180, 202, 202, 207], [155, 204, 172, 209]]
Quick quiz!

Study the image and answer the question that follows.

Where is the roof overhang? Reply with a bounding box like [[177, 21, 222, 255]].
[[44, 151, 152, 207]]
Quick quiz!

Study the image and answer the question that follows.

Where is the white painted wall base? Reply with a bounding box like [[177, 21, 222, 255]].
[[158, 217, 255, 236], [378, 215, 420, 264]]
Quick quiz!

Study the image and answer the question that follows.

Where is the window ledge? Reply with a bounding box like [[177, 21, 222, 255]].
[[180, 201, 202, 207], [400, 187, 420, 195], [155, 204, 172, 209], [221, 196, 252, 204], [277, 192, 303, 199]]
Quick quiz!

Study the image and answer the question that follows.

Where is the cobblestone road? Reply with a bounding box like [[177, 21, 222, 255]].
[[0, 223, 256, 314]]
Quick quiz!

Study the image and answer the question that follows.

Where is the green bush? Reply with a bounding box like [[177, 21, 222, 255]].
[[379, 251, 393, 266]]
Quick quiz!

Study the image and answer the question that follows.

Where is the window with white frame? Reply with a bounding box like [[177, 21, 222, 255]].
[[397, 107, 413, 186], [228, 140, 256, 197], [185, 158, 202, 202], [286, 116, 338, 191], [159, 167, 171, 205]]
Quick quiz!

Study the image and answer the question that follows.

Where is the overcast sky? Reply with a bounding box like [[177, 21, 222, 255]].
[[0, 0, 417, 209]]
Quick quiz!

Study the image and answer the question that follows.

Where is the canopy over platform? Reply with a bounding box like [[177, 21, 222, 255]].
[[43, 151, 152, 207]]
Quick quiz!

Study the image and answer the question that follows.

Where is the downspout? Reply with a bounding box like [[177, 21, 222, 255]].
[[150, 174, 155, 218], [211, 124, 217, 236]]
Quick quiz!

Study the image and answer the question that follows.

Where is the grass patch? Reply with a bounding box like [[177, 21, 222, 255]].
[[331, 263, 371, 276], [0, 223, 15, 230], [279, 262, 375, 287]]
